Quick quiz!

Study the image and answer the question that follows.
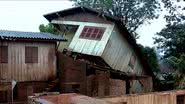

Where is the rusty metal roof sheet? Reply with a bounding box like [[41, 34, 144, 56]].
[[0, 30, 67, 41]]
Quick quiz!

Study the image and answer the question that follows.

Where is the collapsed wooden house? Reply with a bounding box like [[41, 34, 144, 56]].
[[44, 6, 154, 97], [0, 30, 66, 102]]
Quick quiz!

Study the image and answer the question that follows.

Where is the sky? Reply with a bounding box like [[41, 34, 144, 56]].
[[0, 1, 184, 47]]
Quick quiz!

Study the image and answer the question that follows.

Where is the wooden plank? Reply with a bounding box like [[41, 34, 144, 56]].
[[52, 20, 113, 27], [103, 90, 185, 104]]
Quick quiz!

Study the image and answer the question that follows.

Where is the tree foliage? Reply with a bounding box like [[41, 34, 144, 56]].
[[71, 0, 161, 39], [164, 55, 185, 74], [161, 0, 185, 25], [154, 23, 185, 58], [138, 44, 159, 72], [164, 54, 185, 89], [39, 23, 59, 35], [155, 23, 185, 89]]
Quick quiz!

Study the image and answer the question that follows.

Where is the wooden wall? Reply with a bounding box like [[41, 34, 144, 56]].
[[102, 26, 151, 93], [103, 90, 185, 104], [102, 26, 144, 74], [55, 12, 113, 24], [58, 31, 76, 52], [0, 41, 57, 82]]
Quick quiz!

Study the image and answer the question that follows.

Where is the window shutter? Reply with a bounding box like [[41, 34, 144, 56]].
[[0, 46, 8, 63], [32, 47, 38, 63], [25, 47, 38, 63], [25, 47, 31, 63], [128, 53, 136, 69]]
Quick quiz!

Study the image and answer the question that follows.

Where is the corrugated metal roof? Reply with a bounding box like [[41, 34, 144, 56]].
[[0, 30, 67, 41]]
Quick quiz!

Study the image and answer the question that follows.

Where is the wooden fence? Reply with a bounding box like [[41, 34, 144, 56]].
[[28, 90, 185, 104], [103, 90, 185, 104]]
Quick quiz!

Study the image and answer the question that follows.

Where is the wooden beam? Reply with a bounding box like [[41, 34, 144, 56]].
[[51, 20, 114, 27], [89, 64, 149, 79]]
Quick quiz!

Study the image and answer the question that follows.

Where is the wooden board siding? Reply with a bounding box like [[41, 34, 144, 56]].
[[64, 22, 114, 56], [58, 31, 76, 51], [102, 26, 150, 93], [103, 90, 185, 104], [54, 12, 113, 24], [102, 26, 144, 75], [0, 41, 56, 82]]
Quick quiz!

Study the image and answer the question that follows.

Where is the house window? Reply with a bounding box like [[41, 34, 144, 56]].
[[25, 47, 38, 63], [80, 26, 105, 40], [128, 53, 136, 69], [0, 46, 8, 63]]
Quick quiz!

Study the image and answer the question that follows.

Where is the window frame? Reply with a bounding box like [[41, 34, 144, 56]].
[[128, 53, 136, 69], [25, 46, 38, 64], [0, 46, 8, 63], [79, 26, 105, 40]]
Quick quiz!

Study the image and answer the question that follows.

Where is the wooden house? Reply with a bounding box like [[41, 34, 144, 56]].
[[0, 30, 66, 102], [44, 6, 154, 96]]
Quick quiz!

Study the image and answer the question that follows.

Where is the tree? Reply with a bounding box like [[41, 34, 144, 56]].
[[138, 44, 159, 72], [71, 0, 161, 39], [164, 55, 185, 74], [154, 23, 185, 90], [39, 23, 59, 35], [163, 54, 185, 89], [154, 23, 185, 58], [161, 0, 185, 25]]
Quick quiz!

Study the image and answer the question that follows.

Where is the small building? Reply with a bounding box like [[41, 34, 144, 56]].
[[0, 30, 66, 102], [44, 6, 154, 96]]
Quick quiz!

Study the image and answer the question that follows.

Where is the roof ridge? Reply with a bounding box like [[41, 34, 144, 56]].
[[0, 30, 53, 34]]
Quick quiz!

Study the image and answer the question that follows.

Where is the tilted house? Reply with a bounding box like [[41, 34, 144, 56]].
[[44, 6, 154, 96], [0, 30, 66, 102]]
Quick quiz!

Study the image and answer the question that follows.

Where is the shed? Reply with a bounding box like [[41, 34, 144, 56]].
[[0, 30, 66, 102], [0, 30, 66, 82]]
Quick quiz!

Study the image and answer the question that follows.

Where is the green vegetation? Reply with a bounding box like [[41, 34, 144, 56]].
[[154, 23, 185, 89], [138, 45, 160, 73], [39, 23, 59, 35], [154, 24, 185, 59]]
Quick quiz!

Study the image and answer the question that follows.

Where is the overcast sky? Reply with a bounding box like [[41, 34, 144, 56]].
[[0, 1, 184, 47]]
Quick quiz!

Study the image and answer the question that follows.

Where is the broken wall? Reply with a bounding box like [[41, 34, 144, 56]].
[[86, 71, 110, 97], [57, 53, 87, 94], [109, 79, 126, 96], [15, 82, 47, 102]]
